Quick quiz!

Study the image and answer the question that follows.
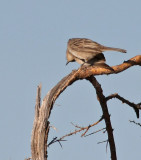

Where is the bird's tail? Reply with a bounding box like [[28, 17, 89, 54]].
[[101, 46, 127, 53]]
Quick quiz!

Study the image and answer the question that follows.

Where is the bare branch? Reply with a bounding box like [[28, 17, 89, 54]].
[[62, 117, 103, 139], [30, 55, 141, 160], [87, 76, 117, 160], [106, 93, 140, 118], [48, 117, 103, 148], [43, 56, 141, 116]]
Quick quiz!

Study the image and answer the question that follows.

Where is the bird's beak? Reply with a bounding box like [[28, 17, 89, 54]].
[[66, 61, 69, 65]]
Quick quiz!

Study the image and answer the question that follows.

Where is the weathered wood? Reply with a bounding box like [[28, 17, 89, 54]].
[[31, 84, 50, 160], [87, 76, 117, 160], [30, 55, 141, 160]]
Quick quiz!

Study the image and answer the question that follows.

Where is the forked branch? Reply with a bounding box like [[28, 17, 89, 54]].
[[48, 117, 103, 147], [106, 93, 141, 118], [87, 76, 117, 160], [31, 55, 141, 160]]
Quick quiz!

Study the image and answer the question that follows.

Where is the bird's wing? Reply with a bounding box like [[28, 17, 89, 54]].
[[67, 38, 102, 60]]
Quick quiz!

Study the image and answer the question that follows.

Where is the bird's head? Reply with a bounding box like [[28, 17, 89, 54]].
[[66, 49, 75, 65]]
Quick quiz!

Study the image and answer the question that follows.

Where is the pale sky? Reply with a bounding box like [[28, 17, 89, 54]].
[[0, 0, 141, 160]]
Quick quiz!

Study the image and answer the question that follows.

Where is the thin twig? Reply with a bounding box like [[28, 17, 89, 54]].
[[71, 122, 82, 129], [97, 140, 108, 144], [60, 116, 104, 140], [84, 128, 106, 137], [81, 125, 91, 137], [129, 120, 141, 127], [48, 137, 67, 147], [48, 137, 57, 146], [48, 117, 103, 147]]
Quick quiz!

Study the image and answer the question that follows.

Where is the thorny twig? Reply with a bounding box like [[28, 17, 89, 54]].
[[48, 116, 104, 147], [106, 93, 141, 118], [61, 116, 103, 139]]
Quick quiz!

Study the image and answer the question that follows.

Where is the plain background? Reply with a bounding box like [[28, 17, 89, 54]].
[[0, 0, 141, 160]]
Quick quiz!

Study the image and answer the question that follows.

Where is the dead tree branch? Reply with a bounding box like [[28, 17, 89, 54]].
[[48, 117, 103, 147], [30, 55, 141, 160], [87, 76, 117, 160], [61, 117, 103, 139], [31, 84, 50, 160], [106, 93, 141, 118]]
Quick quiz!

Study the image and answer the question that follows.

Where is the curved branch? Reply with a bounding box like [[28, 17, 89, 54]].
[[31, 55, 141, 160], [106, 93, 140, 118], [47, 55, 141, 114]]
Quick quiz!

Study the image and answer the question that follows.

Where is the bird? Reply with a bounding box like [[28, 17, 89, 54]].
[[66, 38, 126, 69]]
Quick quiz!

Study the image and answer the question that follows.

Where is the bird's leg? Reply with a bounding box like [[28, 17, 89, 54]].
[[81, 59, 87, 67]]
